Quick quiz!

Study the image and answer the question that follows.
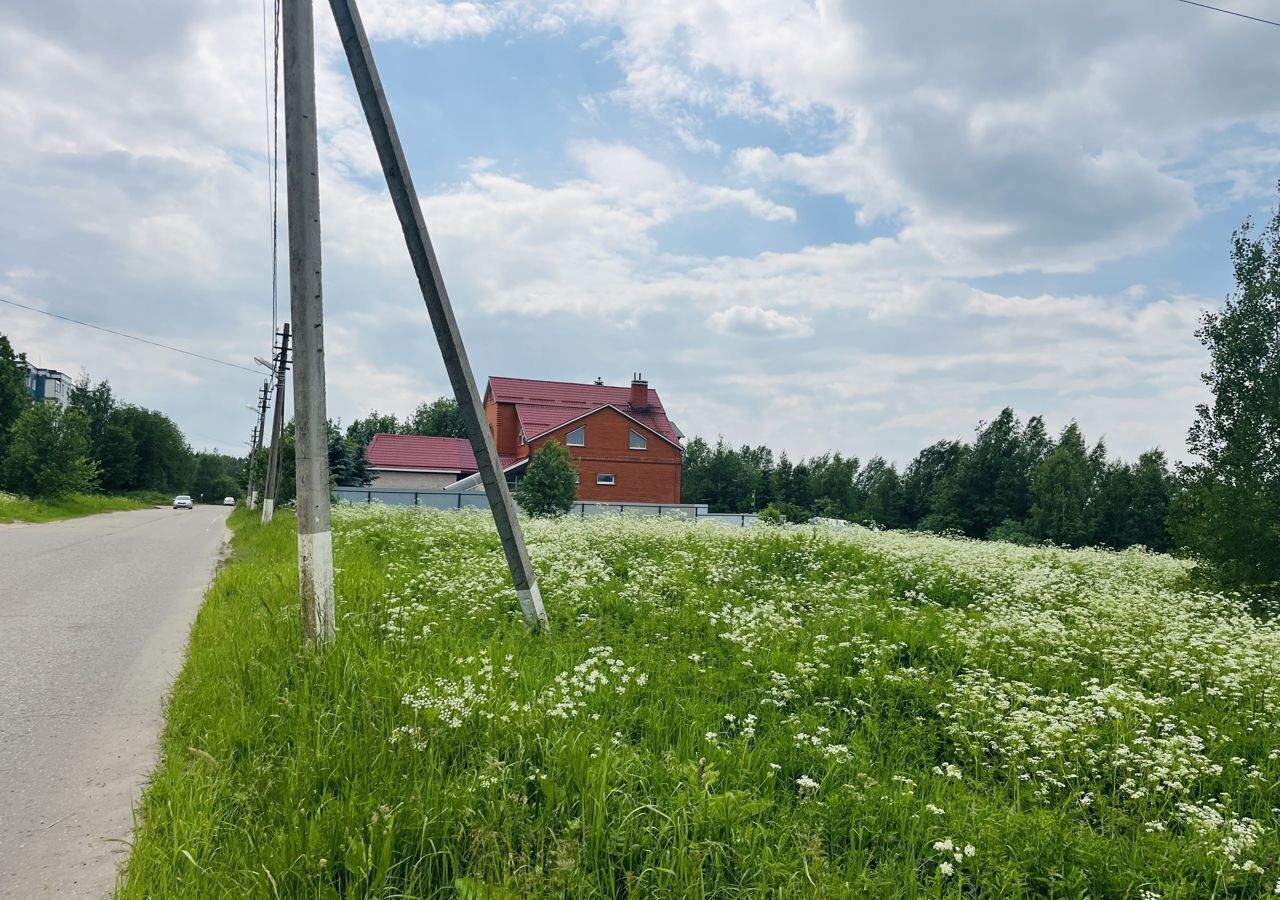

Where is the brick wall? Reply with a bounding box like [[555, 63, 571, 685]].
[[528, 406, 682, 504], [487, 400, 520, 458]]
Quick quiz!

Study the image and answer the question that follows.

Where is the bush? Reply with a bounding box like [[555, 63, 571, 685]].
[[3, 402, 100, 499], [757, 503, 787, 525], [515, 440, 578, 517], [987, 517, 1036, 546]]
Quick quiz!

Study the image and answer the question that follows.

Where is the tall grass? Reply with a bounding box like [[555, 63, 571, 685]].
[[0, 491, 166, 523], [118, 507, 1280, 898]]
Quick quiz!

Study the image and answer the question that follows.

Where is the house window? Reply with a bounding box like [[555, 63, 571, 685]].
[[566, 426, 585, 446], [629, 429, 647, 450], [596, 473, 615, 486]]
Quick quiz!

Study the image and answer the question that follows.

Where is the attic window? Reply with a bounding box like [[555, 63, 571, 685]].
[[629, 430, 647, 450], [596, 473, 615, 486], [566, 426, 585, 447]]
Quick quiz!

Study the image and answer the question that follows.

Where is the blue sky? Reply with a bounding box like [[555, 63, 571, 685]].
[[2, 0, 1279, 465]]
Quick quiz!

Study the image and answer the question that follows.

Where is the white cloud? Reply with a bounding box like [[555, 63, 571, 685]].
[[707, 305, 812, 338]]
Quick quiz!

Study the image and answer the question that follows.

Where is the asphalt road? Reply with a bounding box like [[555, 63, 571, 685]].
[[0, 505, 230, 898]]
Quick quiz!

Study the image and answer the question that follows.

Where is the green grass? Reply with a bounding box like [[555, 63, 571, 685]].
[[118, 506, 1280, 898], [0, 490, 169, 523]]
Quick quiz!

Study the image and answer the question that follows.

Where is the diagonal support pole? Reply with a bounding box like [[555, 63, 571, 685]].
[[327, 0, 549, 632]]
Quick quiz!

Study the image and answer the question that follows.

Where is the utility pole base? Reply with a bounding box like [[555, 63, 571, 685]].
[[298, 529, 335, 644], [516, 581, 550, 633], [261, 498, 275, 524]]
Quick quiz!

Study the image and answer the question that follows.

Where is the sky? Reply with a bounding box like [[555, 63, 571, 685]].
[[1, 0, 1278, 465]]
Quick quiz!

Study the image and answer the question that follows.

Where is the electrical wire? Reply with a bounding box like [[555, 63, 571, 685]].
[[1172, 0, 1280, 28], [0, 295, 263, 376]]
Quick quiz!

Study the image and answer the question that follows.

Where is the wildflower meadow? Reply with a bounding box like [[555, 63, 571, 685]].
[[120, 505, 1280, 898]]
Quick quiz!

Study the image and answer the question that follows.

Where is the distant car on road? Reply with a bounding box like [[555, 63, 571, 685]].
[[173, 495, 194, 510], [222, 497, 235, 506]]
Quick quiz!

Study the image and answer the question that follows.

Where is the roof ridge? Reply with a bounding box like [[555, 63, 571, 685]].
[[489, 375, 638, 389]]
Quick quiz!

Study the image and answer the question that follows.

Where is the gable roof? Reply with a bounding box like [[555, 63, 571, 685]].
[[487, 376, 681, 446], [366, 434, 516, 474]]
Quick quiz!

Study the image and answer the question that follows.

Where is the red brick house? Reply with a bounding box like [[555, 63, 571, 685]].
[[366, 375, 683, 503]]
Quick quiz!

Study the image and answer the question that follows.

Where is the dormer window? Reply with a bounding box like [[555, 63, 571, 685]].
[[629, 430, 647, 450], [566, 426, 585, 447]]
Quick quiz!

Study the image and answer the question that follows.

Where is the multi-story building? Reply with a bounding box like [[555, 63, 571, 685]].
[[23, 364, 74, 408], [366, 375, 684, 503]]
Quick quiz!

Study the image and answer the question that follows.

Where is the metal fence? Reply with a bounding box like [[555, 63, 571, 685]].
[[333, 487, 758, 526]]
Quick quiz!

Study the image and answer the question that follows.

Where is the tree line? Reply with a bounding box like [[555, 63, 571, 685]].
[[682, 413, 1177, 550], [684, 190, 1280, 591], [0, 336, 242, 502]]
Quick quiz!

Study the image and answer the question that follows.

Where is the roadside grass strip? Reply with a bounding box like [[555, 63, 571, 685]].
[[118, 506, 1280, 898], [0, 491, 164, 523]]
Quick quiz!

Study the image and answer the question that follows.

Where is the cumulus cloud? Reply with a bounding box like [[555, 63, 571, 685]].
[[707, 305, 812, 338]]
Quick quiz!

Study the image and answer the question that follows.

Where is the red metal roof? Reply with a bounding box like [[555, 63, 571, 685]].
[[366, 434, 517, 473], [487, 377, 681, 445]]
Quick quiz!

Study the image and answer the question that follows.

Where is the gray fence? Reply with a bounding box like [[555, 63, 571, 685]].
[[333, 487, 757, 526]]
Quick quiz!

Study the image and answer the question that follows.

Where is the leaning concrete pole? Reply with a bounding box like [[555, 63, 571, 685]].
[[283, 0, 335, 644], [327, 0, 549, 632], [261, 322, 291, 524]]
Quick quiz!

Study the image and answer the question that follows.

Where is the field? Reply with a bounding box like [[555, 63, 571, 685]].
[[0, 490, 165, 523], [119, 506, 1280, 898]]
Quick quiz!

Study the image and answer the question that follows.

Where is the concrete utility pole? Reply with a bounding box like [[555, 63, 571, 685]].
[[261, 322, 291, 525], [246, 425, 259, 503], [248, 380, 270, 510], [328, 0, 549, 632], [283, 0, 335, 644]]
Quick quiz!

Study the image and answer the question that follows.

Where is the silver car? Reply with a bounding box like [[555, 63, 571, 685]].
[[173, 495, 194, 510]]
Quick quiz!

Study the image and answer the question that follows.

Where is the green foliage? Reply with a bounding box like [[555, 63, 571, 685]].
[[119, 508, 1280, 899], [1028, 422, 1094, 546], [329, 421, 371, 488], [516, 439, 578, 517], [1172, 189, 1280, 589], [189, 451, 243, 504], [986, 517, 1036, 545], [271, 419, 371, 505], [405, 396, 467, 438], [105, 405, 192, 493], [930, 409, 1046, 537], [3, 402, 99, 498], [346, 410, 401, 451], [0, 333, 29, 460], [756, 502, 786, 525], [682, 411, 1172, 550]]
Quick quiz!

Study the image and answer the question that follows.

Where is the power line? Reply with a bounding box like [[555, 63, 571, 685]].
[[0, 295, 263, 375], [1172, 0, 1280, 28]]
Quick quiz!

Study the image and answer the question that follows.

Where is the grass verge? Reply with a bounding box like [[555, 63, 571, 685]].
[[0, 491, 168, 523], [118, 506, 1280, 898]]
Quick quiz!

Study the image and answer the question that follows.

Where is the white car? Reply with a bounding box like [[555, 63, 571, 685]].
[[222, 497, 235, 506], [173, 495, 194, 510]]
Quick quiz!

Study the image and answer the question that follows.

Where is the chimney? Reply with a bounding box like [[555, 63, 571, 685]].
[[630, 372, 649, 411]]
